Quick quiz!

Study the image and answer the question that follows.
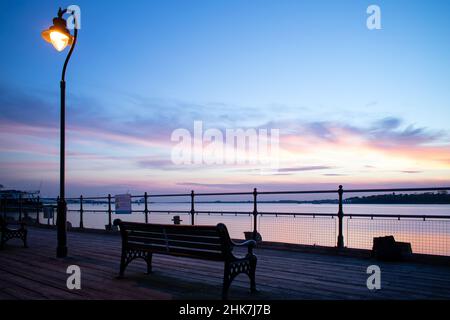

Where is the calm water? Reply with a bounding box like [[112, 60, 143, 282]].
[[43, 203, 450, 256]]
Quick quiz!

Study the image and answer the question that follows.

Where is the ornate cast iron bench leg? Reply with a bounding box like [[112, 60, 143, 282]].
[[145, 252, 153, 274], [0, 229, 27, 249], [118, 247, 128, 278], [22, 229, 28, 248], [222, 262, 231, 300], [118, 248, 153, 278], [222, 257, 257, 299], [250, 256, 257, 293]]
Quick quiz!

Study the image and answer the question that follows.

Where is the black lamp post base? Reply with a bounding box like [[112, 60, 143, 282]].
[[56, 246, 68, 258], [337, 236, 344, 249], [56, 199, 68, 258]]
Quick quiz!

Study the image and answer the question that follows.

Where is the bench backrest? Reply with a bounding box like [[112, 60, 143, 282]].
[[114, 219, 233, 261]]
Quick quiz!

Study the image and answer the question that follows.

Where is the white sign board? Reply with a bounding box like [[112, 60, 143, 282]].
[[115, 194, 132, 214]]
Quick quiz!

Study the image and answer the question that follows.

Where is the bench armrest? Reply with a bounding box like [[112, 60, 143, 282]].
[[230, 239, 256, 255]]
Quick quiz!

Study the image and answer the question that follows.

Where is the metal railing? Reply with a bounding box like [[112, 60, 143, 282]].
[[2, 186, 450, 256]]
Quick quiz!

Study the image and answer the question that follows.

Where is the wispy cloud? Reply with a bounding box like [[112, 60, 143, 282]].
[[1, 83, 450, 195], [277, 165, 334, 173], [176, 182, 254, 189]]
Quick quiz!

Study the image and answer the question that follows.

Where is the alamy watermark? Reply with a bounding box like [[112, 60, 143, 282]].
[[171, 121, 280, 173], [366, 265, 381, 290], [66, 5, 82, 30], [367, 4, 382, 30], [66, 265, 81, 290]]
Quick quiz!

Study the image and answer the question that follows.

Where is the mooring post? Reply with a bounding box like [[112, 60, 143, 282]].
[[337, 185, 344, 249], [36, 196, 40, 225], [190, 190, 195, 225], [253, 188, 258, 240], [107, 194, 112, 230], [79, 195, 84, 229]]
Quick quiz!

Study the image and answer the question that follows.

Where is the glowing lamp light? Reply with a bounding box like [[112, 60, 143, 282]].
[[41, 16, 73, 52], [49, 31, 70, 51]]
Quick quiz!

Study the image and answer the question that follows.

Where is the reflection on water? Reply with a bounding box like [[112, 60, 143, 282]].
[[61, 203, 450, 256]]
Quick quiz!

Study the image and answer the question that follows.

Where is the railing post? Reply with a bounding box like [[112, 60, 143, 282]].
[[18, 192, 23, 221], [79, 195, 84, 229], [36, 196, 40, 225], [2, 195, 6, 219], [107, 194, 112, 230], [337, 185, 344, 249], [54, 196, 59, 226], [144, 192, 149, 224], [253, 188, 258, 240], [190, 190, 195, 225]]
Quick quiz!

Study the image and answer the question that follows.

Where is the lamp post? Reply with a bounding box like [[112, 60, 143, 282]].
[[41, 7, 79, 258]]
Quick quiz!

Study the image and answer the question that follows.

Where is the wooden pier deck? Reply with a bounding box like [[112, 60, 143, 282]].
[[1, 227, 450, 300]]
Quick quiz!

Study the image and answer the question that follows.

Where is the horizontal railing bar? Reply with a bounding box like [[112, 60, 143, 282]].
[[66, 209, 193, 214], [258, 212, 337, 217], [259, 190, 338, 195], [6, 207, 450, 219], [147, 193, 191, 198], [67, 209, 111, 212], [194, 210, 252, 215], [191, 192, 254, 196], [24, 186, 450, 201], [70, 196, 108, 200], [72, 187, 450, 200], [259, 187, 450, 195], [147, 210, 191, 213], [343, 187, 450, 193], [346, 213, 450, 219]]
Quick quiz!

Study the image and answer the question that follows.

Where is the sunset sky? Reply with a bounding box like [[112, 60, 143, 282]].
[[1, 0, 450, 197]]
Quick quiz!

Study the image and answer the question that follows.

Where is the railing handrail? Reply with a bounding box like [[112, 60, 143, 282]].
[[45, 186, 450, 201]]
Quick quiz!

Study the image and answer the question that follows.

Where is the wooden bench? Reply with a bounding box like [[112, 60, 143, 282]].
[[0, 216, 28, 249], [113, 219, 257, 299]]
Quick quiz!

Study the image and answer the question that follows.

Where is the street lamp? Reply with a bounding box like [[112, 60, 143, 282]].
[[41, 7, 79, 258]]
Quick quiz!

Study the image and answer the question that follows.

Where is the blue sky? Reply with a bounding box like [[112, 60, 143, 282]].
[[1, 0, 450, 197]]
